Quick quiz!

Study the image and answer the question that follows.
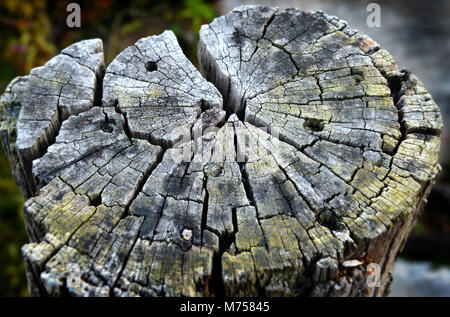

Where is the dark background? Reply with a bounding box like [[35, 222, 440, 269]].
[[0, 0, 449, 296]]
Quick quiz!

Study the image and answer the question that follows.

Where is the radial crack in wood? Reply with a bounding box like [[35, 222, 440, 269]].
[[102, 30, 223, 148]]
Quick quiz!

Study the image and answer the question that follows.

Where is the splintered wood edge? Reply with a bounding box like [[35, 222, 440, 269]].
[[0, 6, 443, 297]]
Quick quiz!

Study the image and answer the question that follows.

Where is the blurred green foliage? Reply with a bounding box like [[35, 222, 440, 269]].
[[0, 150, 27, 297], [0, 1, 56, 92], [439, 160, 450, 183], [0, 0, 217, 297]]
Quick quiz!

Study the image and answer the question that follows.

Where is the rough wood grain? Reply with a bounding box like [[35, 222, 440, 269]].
[[0, 5, 442, 297]]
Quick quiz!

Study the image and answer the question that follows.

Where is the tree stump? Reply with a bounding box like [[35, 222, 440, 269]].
[[0, 6, 443, 297]]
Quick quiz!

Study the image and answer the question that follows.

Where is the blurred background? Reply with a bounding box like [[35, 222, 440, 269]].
[[0, 0, 449, 296]]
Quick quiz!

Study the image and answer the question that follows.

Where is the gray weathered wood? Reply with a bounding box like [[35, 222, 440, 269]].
[[0, 5, 442, 297]]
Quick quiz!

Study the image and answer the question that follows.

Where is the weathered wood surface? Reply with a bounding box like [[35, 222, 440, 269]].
[[0, 5, 443, 297]]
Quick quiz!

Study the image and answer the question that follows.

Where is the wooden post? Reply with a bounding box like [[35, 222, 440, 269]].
[[0, 6, 442, 297]]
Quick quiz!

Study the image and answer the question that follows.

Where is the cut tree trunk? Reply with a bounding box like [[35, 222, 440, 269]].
[[0, 5, 443, 297]]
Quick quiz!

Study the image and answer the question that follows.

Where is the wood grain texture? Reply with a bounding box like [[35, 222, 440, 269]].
[[0, 6, 442, 297]]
